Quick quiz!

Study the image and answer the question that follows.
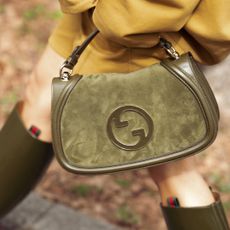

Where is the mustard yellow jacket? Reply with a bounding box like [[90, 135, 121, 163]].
[[49, 0, 230, 74]]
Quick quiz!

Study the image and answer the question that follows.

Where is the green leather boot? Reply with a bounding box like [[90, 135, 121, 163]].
[[0, 103, 53, 217], [161, 193, 230, 230]]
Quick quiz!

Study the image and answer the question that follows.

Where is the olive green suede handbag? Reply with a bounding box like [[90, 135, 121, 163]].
[[51, 30, 219, 174]]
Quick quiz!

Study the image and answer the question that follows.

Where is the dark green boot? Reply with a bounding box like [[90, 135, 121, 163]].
[[161, 193, 230, 230], [0, 103, 53, 218]]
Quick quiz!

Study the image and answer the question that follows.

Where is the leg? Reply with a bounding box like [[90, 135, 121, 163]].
[[148, 157, 230, 229], [0, 46, 64, 217], [20, 46, 65, 142], [149, 157, 214, 207]]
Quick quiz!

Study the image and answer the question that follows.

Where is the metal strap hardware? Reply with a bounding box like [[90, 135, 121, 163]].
[[59, 29, 99, 80], [159, 38, 180, 60]]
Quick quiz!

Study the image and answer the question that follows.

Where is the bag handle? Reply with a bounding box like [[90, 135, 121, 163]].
[[59, 29, 179, 81]]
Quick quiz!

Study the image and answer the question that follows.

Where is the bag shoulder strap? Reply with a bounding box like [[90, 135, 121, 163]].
[[59, 29, 179, 80]]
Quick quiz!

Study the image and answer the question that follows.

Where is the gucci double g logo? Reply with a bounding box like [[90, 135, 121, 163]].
[[106, 106, 153, 151]]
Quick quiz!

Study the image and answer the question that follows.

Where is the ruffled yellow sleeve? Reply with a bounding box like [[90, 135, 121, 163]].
[[185, 0, 230, 63], [59, 0, 98, 14], [92, 0, 200, 47], [92, 0, 230, 64]]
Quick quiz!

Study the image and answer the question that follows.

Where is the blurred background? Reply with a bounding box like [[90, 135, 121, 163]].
[[0, 1, 229, 229]]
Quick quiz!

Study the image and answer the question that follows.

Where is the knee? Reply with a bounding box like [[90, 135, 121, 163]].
[[27, 53, 55, 87], [23, 46, 64, 104], [23, 66, 49, 105]]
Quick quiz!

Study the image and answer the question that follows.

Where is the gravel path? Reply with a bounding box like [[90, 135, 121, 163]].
[[0, 193, 120, 230]]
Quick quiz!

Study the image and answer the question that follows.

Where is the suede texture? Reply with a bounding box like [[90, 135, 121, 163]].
[[60, 63, 206, 168]]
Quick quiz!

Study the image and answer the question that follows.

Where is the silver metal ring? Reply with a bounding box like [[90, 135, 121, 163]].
[[59, 63, 73, 81], [165, 47, 180, 60]]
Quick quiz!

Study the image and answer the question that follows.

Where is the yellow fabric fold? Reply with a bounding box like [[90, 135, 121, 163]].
[[92, 0, 230, 64], [49, 0, 230, 73], [59, 0, 97, 14]]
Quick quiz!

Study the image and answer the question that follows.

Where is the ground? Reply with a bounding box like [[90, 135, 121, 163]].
[[0, 1, 230, 229]]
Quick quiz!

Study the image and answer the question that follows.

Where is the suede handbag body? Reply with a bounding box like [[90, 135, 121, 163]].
[[51, 30, 219, 174]]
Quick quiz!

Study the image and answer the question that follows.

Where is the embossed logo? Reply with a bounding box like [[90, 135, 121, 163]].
[[106, 106, 153, 151]]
